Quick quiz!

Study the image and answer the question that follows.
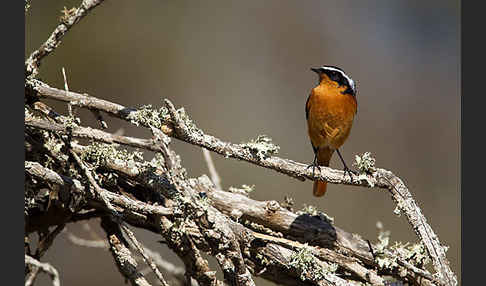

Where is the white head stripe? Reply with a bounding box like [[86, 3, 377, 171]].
[[320, 66, 356, 92]]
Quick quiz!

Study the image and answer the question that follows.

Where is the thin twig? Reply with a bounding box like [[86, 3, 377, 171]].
[[69, 150, 119, 216], [65, 231, 108, 248], [36, 224, 66, 259], [62, 67, 74, 117], [25, 255, 60, 286], [101, 217, 152, 286], [25, 0, 106, 77], [91, 109, 109, 129], [64, 67, 107, 128], [121, 223, 170, 286], [66, 228, 187, 284], [70, 210, 104, 222], [25, 161, 173, 217], [202, 148, 222, 189], [140, 247, 186, 282], [25, 266, 40, 286]]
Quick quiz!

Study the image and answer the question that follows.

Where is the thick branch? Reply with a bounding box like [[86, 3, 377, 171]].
[[25, 78, 456, 285], [25, 161, 172, 232], [25, 148, 435, 286], [26, 118, 164, 153], [24, 2, 458, 285], [197, 177, 438, 285]]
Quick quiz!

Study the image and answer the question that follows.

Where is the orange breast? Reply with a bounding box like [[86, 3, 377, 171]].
[[306, 84, 357, 150]]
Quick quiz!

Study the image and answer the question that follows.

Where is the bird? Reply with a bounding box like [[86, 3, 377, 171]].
[[305, 66, 358, 197]]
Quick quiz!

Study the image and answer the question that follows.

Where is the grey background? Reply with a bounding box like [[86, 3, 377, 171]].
[[26, 0, 460, 285]]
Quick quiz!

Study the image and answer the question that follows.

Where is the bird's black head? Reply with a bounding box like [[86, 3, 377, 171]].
[[311, 66, 356, 96]]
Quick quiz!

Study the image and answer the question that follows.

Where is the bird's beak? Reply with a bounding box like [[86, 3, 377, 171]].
[[310, 67, 321, 74]]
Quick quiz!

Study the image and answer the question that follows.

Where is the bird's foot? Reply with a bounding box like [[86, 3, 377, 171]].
[[343, 166, 358, 181], [306, 161, 321, 177]]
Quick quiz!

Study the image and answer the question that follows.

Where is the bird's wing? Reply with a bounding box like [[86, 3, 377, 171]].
[[305, 91, 312, 120], [305, 91, 319, 154]]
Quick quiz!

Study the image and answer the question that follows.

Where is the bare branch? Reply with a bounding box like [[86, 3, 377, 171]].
[[101, 217, 152, 286], [70, 210, 103, 222], [65, 231, 108, 248], [202, 181, 436, 285], [26, 117, 165, 153], [121, 224, 170, 286], [25, 255, 60, 286], [36, 224, 66, 259], [61, 67, 75, 119], [26, 143, 436, 285], [27, 79, 131, 119], [26, 161, 74, 188], [24, 2, 457, 285], [69, 150, 119, 216], [158, 217, 224, 286], [25, 0, 106, 77], [25, 266, 40, 286], [149, 128, 256, 286], [202, 148, 222, 189], [66, 229, 187, 284], [254, 231, 384, 285], [25, 77, 456, 285], [139, 247, 186, 283], [73, 141, 439, 285], [377, 173, 456, 285], [25, 161, 173, 217]]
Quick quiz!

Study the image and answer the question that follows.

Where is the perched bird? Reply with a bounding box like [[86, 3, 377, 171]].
[[305, 66, 358, 197]]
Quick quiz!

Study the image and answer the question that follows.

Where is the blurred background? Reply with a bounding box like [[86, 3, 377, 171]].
[[25, 0, 460, 285]]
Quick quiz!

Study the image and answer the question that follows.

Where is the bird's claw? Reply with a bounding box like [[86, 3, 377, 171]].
[[343, 166, 357, 181], [306, 162, 321, 177]]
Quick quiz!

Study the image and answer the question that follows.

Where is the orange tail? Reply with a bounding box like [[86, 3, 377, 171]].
[[313, 181, 328, 197], [312, 147, 333, 197]]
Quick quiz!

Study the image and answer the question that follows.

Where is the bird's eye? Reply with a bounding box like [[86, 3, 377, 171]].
[[329, 72, 339, 81]]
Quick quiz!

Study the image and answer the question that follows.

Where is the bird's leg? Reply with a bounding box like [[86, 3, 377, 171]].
[[336, 149, 356, 180], [306, 147, 321, 177]]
